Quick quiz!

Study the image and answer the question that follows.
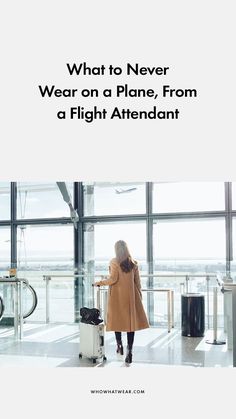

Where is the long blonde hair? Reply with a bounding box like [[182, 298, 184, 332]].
[[114, 240, 136, 273]]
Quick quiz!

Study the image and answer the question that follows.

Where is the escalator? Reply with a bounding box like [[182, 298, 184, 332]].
[[22, 281, 38, 319], [0, 280, 38, 322], [0, 295, 4, 321]]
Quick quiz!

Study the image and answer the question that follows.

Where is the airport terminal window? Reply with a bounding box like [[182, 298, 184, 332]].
[[17, 182, 74, 219], [230, 218, 236, 280], [16, 224, 74, 322], [153, 218, 226, 273], [0, 182, 10, 220], [0, 227, 10, 275], [17, 224, 74, 272], [153, 182, 225, 213], [231, 183, 236, 209], [83, 182, 146, 216]]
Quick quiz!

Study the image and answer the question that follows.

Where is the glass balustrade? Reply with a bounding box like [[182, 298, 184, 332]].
[[16, 272, 225, 330]]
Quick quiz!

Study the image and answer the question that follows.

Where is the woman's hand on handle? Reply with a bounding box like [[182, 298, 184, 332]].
[[92, 276, 107, 286]]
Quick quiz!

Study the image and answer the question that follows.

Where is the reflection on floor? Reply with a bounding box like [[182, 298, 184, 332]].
[[0, 323, 232, 368]]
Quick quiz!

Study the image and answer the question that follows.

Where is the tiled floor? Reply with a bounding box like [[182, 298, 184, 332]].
[[0, 322, 233, 367]]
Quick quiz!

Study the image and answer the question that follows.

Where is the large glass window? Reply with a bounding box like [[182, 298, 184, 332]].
[[0, 182, 10, 220], [83, 182, 146, 216], [17, 224, 73, 271], [153, 218, 226, 273], [0, 227, 11, 275], [232, 183, 236, 210], [1, 181, 232, 327], [153, 182, 225, 213], [17, 224, 74, 322], [153, 218, 226, 327], [17, 182, 74, 219], [231, 218, 236, 280]]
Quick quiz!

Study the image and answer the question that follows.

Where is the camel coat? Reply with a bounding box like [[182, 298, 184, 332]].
[[97, 258, 149, 332]]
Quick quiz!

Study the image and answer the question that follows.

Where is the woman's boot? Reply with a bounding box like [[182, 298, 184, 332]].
[[115, 332, 124, 355], [125, 346, 132, 364], [116, 343, 124, 355]]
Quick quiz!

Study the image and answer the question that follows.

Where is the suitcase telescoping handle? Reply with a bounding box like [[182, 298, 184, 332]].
[[96, 285, 101, 311], [92, 284, 101, 311], [92, 284, 108, 326]]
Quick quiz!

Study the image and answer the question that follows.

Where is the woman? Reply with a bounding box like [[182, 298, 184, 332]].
[[94, 240, 149, 364]]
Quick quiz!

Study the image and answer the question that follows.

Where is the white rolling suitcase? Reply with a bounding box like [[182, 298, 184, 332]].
[[79, 287, 107, 364], [79, 322, 106, 363]]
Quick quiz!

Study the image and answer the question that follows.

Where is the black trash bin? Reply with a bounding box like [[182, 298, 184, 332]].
[[181, 293, 205, 337]]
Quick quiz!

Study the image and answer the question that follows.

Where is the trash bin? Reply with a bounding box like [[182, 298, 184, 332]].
[[181, 293, 205, 337]]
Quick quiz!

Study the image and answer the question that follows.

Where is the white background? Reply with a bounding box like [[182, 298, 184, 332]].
[[1, 1, 236, 417], [1, 0, 235, 181]]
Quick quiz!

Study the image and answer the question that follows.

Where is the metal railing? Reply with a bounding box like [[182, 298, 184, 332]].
[[43, 274, 102, 324], [42, 273, 219, 329], [0, 272, 228, 349], [140, 273, 218, 330]]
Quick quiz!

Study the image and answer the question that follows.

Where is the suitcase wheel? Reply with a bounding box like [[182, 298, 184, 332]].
[[79, 353, 82, 358], [103, 356, 107, 361], [92, 359, 96, 364]]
